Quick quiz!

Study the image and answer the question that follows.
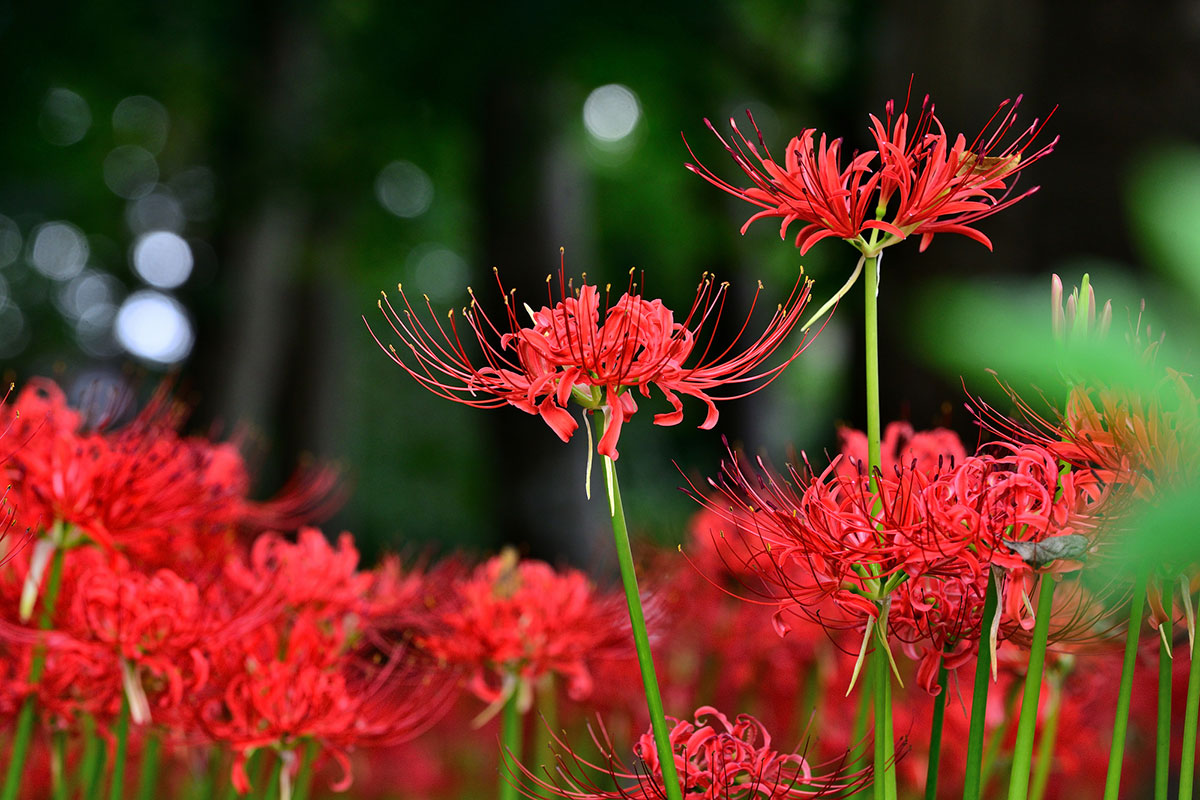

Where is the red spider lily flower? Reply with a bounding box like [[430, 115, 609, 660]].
[[196, 610, 453, 795], [369, 256, 816, 459], [836, 421, 967, 482], [224, 527, 374, 613], [516, 705, 874, 799], [687, 440, 1110, 692], [1, 379, 342, 560], [685, 93, 1055, 255], [420, 551, 631, 710]]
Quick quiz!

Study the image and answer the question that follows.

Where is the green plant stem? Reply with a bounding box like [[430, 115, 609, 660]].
[[83, 720, 109, 800], [137, 731, 162, 800], [110, 690, 132, 800], [258, 755, 281, 800], [1158, 611, 1173, 800], [51, 730, 68, 800], [862, 252, 893, 800], [1029, 673, 1063, 800], [863, 253, 882, 490], [291, 739, 319, 800], [884, 654, 897, 800], [1104, 572, 1148, 800], [1007, 577, 1058, 800], [925, 659, 950, 800], [874, 647, 886, 800], [500, 684, 523, 800], [1181, 589, 1200, 800], [598, 423, 683, 800], [963, 569, 1000, 800], [1, 541, 67, 800]]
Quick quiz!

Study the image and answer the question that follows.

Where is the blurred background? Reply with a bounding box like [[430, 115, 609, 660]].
[[2, 0, 1198, 565]]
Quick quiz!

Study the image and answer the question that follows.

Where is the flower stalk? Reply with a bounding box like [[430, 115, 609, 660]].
[[1103, 572, 1148, 800], [1007, 578, 1058, 800], [598, 410, 683, 800], [1181, 587, 1200, 800], [500, 680, 523, 800], [1, 536, 67, 800], [963, 569, 1000, 800], [1158, 608, 1173, 800], [925, 659, 949, 800]]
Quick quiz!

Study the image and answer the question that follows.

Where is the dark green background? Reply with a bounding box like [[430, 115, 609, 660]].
[[2, 0, 1198, 566]]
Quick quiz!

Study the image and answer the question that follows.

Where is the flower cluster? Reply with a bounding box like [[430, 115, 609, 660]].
[[690, 427, 1111, 694]]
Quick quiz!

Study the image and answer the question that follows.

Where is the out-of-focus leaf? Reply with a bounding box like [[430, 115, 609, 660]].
[[1127, 144, 1200, 303]]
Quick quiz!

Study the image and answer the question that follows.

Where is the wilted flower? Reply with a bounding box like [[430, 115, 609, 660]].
[[370, 256, 816, 459]]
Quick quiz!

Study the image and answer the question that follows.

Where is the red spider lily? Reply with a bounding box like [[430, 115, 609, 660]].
[[836, 421, 967, 482], [369, 256, 816, 459], [1, 379, 342, 565], [196, 610, 453, 794], [688, 439, 1110, 692], [975, 371, 1199, 505], [224, 527, 374, 613], [515, 705, 874, 799], [685, 93, 1055, 255], [420, 552, 631, 710]]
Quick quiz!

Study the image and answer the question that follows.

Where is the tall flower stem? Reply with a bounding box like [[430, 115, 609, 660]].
[[863, 253, 882, 488], [862, 251, 895, 800], [963, 569, 1000, 800], [1158, 603, 1173, 800], [499, 681, 523, 800], [1, 538, 67, 800], [291, 739, 319, 800], [1029, 671, 1063, 800], [1007, 577, 1058, 800], [136, 731, 162, 800], [109, 691, 131, 800], [598, 412, 683, 800], [1104, 572, 1148, 800], [1180, 586, 1200, 800], [925, 659, 950, 800]]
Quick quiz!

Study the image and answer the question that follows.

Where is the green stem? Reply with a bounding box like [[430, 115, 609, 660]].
[[291, 739, 319, 800], [1029, 672, 1062, 800], [499, 683, 523, 800], [1181, 589, 1200, 800], [1007, 577, 1058, 800], [51, 729, 68, 800], [598, 417, 683, 800], [863, 253, 882, 490], [963, 569, 999, 800], [1104, 572, 1148, 800], [863, 252, 892, 800], [874, 647, 886, 800], [80, 717, 101, 800], [137, 731, 162, 800], [258, 754, 281, 800], [1158, 608, 1173, 800], [925, 659, 950, 800], [83, 720, 109, 800], [1, 541, 67, 800], [110, 690, 132, 800]]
